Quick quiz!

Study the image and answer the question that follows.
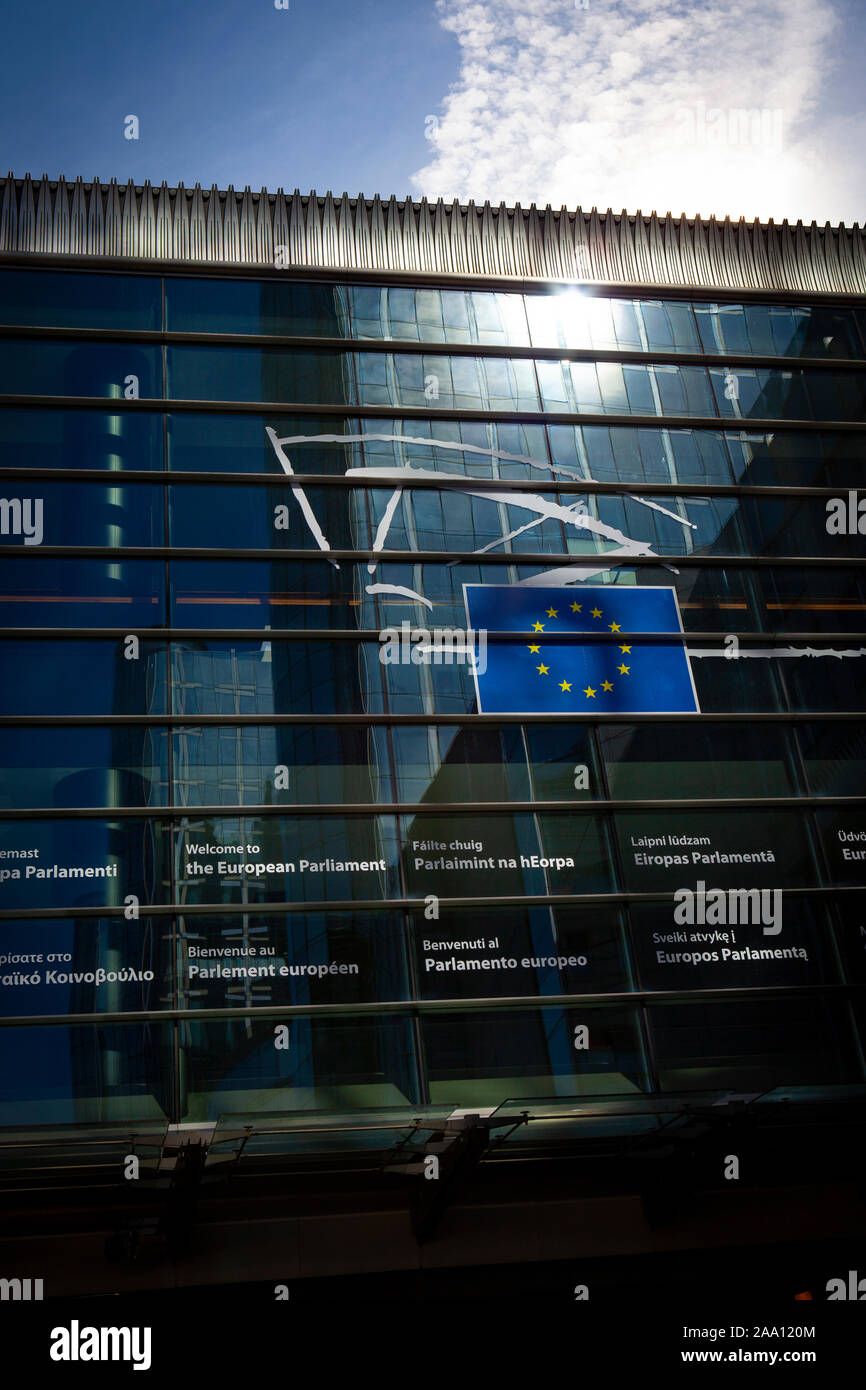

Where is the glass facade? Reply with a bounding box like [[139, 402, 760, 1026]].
[[1, 266, 864, 1127]]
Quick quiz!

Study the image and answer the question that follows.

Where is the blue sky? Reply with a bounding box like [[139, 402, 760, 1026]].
[[0, 0, 453, 196], [1, 0, 864, 222]]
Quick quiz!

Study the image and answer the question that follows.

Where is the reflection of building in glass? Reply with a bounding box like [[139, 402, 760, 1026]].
[[1, 181, 865, 1279]]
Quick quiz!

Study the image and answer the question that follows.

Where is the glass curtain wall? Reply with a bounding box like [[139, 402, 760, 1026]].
[[0, 267, 864, 1124]]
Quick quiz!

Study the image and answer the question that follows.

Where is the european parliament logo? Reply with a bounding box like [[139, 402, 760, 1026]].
[[463, 585, 700, 715]]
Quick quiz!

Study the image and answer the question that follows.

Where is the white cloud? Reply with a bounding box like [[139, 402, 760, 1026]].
[[412, 0, 862, 223]]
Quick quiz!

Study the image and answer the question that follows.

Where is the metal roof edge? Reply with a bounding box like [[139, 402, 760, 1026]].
[[1, 174, 864, 295]]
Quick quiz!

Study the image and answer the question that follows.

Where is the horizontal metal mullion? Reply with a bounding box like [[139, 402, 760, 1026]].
[[0, 627, 861, 643], [2, 980, 864, 1029], [5, 247, 866, 306], [6, 545, 866, 566], [1, 884, 863, 922], [2, 321, 865, 372], [1, 393, 862, 432], [0, 710, 863, 727], [1, 466, 862, 499], [2, 794, 864, 819]]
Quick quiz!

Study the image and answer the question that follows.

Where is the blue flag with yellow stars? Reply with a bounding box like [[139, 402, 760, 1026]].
[[464, 584, 700, 714]]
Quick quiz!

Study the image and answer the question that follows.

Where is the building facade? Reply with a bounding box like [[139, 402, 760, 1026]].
[[1, 177, 865, 1287]]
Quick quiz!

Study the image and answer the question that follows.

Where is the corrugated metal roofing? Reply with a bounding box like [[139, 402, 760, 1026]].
[[1, 174, 864, 294]]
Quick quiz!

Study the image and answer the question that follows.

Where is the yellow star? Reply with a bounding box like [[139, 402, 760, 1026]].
[[583, 686, 597, 698], [533, 621, 545, 632], [591, 607, 602, 619], [546, 607, 558, 618], [527, 644, 540, 653], [537, 664, 549, 675], [619, 644, 632, 654], [570, 602, 582, 612], [601, 680, 613, 692], [559, 680, 572, 692], [618, 663, 630, 675], [608, 621, 621, 633]]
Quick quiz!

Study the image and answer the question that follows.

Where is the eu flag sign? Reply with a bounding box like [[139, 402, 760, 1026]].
[[464, 584, 700, 715]]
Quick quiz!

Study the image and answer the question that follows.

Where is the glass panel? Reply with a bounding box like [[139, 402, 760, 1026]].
[[552, 422, 735, 486], [349, 418, 550, 481], [782, 647, 866, 712], [830, 898, 866, 984], [0, 407, 163, 470], [525, 291, 598, 350], [349, 285, 530, 346], [170, 349, 543, 411], [168, 560, 369, 629], [357, 353, 540, 411], [757, 565, 866, 632], [527, 295, 866, 360], [523, 723, 601, 800], [815, 808, 866, 887], [695, 302, 866, 360], [385, 723, 598, 803], [366, 484, 576, 556], [630, 896, 840, 991], [167, 412, 366, 474], [615, 808, 819, 892], [166, 345, 352, 404], [415, 904, 631, 999], [804, 371, 866, 420], [715, 366, 866, 421], [163, 614, 850, 718], [728, 430, 866, 487], [586, 492, 746, 556], [180, 1012, 420, 1118], [641, 301, 701, 353], [402, 810, 615, 898], [551, 425, 866, 489], [172, 724, 388, 805], [686, 651, 784, 714], [0, 917, 166, 1017], [0, 339, 160, 397], [739, 493, 866, 558], [168, 482, 366, 550], [170, 641, 383, 716], [0, 640, 168, 716], [372, 559, 760, 630], [540, 361, 866, 422], [161, 416, 866, 494], [177, 910, 409, 1007], [0, 481, 163, 548], [601, 722, 800, 799], [649, 998, 862, 1091], [0, 558, 166, 627], [0, 818, 169, 910], [0, 1021, 171, 1125], [796, 721, 866, 795], [174, 814, 397, 906], [160, 566, 859, 714], [165, 277, 350, 336], [0, 726, 169, 808], [378, 638, 478, 716], [0, 269, 160, 330], [422, 1006, 645, 1104], [656, 364, 716, 416]]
